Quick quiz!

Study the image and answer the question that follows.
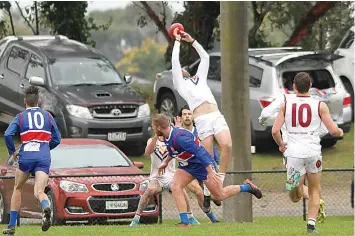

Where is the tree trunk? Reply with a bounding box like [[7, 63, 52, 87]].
[[220, 1, 252, 222], [34, 1, 39, 35], [284, 1, 337, 46], [140, 1, 171, 44], [7, 7, 15, 35]]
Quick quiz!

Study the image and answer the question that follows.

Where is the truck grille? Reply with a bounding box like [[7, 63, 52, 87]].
[[92, 183, 136, 192], [87, 195, 140, 214], [90, 104, 138, 119], [88, 127, 142, 135]]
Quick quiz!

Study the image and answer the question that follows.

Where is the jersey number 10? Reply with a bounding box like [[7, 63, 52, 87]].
[[27, 112, 45, 129], [291, 103, 312, 128]]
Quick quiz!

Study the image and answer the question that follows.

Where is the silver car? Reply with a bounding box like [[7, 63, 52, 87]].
[[153, 47, 352, 149]]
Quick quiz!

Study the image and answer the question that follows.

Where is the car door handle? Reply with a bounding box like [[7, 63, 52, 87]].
[[0, 74, 4, 79], [19, 84, 24, 89]]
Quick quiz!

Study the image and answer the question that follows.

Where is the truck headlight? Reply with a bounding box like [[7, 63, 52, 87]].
[[139, 179, 149, 191], [66, 105, 93, 119], [59, 180, 88, 192], [138, 103, 150, 118]]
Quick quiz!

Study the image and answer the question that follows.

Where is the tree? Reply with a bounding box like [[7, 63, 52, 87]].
[[0, 1, 15, 36], [40, 1, 112, 47], [220, 1, 252, 222]]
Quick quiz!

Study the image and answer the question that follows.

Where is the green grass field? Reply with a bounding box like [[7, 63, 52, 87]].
[[6, 216, 354, 236]]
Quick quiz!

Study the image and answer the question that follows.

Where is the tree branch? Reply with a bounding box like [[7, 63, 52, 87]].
[[132, 2, 147, 13], [284, 1, 337, 46], [161, 1, 167, 29], [15, 1, 36, 35], [34, 1, 39, 35]]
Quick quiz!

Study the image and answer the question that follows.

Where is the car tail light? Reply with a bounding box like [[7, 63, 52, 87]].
[[343, 94, 351, 106], [259, 99, 272, 108]]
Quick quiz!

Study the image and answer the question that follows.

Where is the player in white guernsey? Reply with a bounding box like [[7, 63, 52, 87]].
[[172, 28, 232, 210], [130, 135, 200, 226], [272, 72, 343, 233], [259, 93, 327, 223]]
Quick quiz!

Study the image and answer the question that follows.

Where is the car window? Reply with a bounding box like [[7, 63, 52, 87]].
[[26, 54, 45, 80], [339, 30, 354, 49], [208, 56, 221, 81], [50, 144, 131, 169], [249, 65, 263, 88], [282, 69, 335, 90], [7, 47, 29, 75]]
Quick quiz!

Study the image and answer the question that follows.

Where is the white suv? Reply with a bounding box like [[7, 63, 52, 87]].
[[334, 26, 354, 120]]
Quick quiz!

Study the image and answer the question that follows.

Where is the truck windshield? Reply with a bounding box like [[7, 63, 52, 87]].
[[49, 57, 123, 86]]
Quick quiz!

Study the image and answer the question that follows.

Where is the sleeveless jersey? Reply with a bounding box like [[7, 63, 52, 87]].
[[284, 96, 322, 158], [150, 138, 176, 179]]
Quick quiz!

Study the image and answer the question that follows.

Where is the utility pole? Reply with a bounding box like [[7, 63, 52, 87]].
[[220, 1, 252, 222]]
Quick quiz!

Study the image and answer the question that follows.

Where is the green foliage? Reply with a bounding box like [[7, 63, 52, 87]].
[[40, 1, 112, 47], [116, 38, 166, 81], [164, 1, 220, 67]]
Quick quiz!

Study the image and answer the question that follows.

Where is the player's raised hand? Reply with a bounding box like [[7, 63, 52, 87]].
[[158, 162, 168, 176], [181, 31, 194, 43], [13, 151, 18, 162], [173, 116, 182, 127], [173, 28, 182, 41]]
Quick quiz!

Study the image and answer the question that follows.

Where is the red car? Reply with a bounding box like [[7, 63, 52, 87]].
[[0, 139, 158, 225]]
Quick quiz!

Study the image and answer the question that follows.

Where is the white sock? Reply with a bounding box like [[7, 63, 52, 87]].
[[133, 214, 141, 221], [203, 183, 211, 196], [307, 218, 316, 226], [187, 212, 193, 218], [219, 173, 226, 183]]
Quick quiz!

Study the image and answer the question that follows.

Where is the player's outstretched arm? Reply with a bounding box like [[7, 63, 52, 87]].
[[144, 136, 158, 156], [4, 114, 20, 155], [49, 114, 61, 150], [272, 103, 287, 152], [191, 40, 209, 82], [171, 29, 184, 90], [319, 102, 343, 137], [259, 93, 285, 126]]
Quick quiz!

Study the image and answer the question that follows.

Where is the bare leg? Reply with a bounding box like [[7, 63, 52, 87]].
[[130, 180, 161, 226], [171, 169, 195, 225], [307, 172, 321, 230], [186, 180, 204, 208], [289, 174, 306, 203], [34, 171, 49, 203], [214, 130, 232, 176]]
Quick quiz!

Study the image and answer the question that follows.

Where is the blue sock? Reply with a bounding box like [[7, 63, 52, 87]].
[[41, 200, 49, 209], [206, 211, 218, 222], [179, 212, 189, 225], [9, 211, 18, 227], [240, 184, 251, 192]]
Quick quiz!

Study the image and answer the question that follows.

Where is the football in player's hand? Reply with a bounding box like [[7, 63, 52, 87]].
[[169, 23, 184, 38]]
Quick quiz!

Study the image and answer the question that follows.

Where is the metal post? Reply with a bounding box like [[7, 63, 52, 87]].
[[303, 178, 307, 221], [159, 192, 163, 224]]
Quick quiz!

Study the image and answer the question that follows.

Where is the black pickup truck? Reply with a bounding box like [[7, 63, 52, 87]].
[[0, 35, 151, 155]]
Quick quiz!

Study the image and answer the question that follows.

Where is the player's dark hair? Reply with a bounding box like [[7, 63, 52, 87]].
[[178, 104, 190, 117], [24, 86, 40, 107], [294, 72, 312, 94], [152, 114, 170, 128]]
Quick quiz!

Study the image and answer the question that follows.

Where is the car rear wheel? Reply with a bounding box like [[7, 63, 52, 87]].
[[158, 92, 178, 123], [0, 189, 9, 224], [47, 190, 65, 226], [140, 216, 158, 224], [320, 139, 338, 148]]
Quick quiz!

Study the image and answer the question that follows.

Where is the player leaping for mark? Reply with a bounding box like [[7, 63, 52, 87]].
[[3, 86, 61, 235], [152, 114, 262, 227], [272, 72, 343, 233], [258, 91, 327, 223], [171, 27, 232, 211]]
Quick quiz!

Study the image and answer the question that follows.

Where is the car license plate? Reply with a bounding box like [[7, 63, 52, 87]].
[[105, 200, 128, 210], [108, 132, 126, 141]]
